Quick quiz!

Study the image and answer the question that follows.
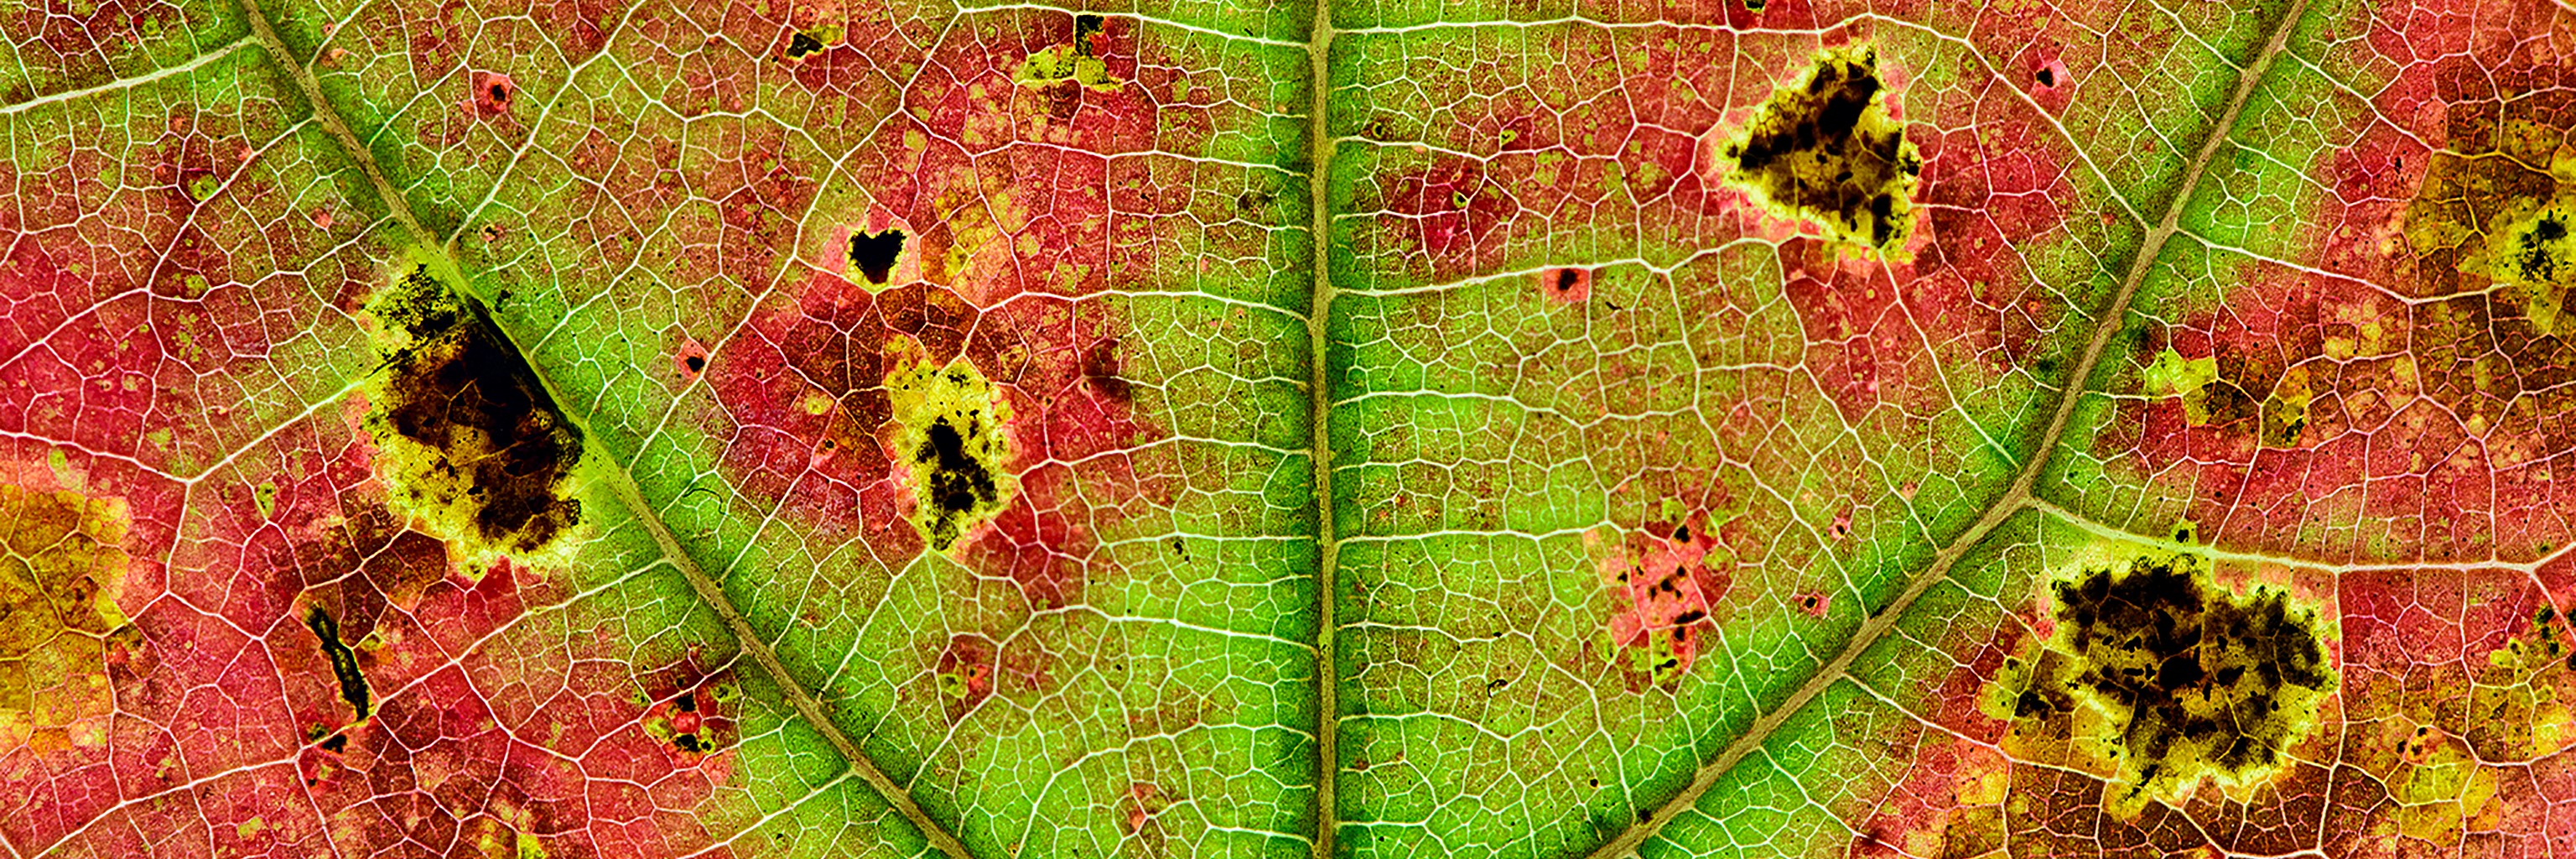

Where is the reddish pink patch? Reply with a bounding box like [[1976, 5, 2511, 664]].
[[1124, 782, 1163, 833], [1780, 243, 1906, 423], [1794, 590, 1831, 617], [1601, 515, 1732, 682], [1374, 156, 1522, 282], [937, 634, 997, 721], [708, 273, 1171, 609], [673, 336, 709, 383], [1538, 267, 1590, 303], [470, 70, 515, 117]]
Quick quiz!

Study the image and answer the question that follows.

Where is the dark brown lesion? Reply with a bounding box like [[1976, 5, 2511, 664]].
[[367, 263, 584, 556], [849, 229, 906, 285], [916, 415, 1000, 550], [785, 31, 824, 59], [1716, 44, 1922, 253], [1995, 553, 2334, 814], [304, 605, 371, 721], [1083, 337, 1132, 402]]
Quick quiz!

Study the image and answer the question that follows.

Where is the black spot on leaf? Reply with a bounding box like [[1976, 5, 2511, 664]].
[[1717, 44, 1921, 252], [849, 229, 906, 285], [2000, 554, 2334, 815], [787, 31, 824, 59], [917, 419, 1000, 548], [366, 264, 584, 556], [305, 606, 371, 721]]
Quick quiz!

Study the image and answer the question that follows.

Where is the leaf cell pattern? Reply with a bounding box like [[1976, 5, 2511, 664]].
[[4, 0, 2572, 856]]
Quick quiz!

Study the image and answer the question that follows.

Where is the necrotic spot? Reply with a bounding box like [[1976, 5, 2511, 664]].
[[849, 229, 906, 285], [1720, 44, 1919, 252], [917, 415, 994, 516], [304, 606, 371, 720], [2014, 554, 2333, 811], [371, 265, 584, 555]]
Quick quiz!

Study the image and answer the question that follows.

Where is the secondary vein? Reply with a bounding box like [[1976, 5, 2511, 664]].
[[225, 3, 979, 856], [1579, 3, 2317, 856]]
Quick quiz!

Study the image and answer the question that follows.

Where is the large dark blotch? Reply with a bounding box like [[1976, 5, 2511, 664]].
[[304, 606, 371, 720], [849, 229, 906, 285], [917, 417, 1000, 549], [375, 265, 584, 554], [1719, 45, 1921, 252], [2012, 554, 2332, 809]]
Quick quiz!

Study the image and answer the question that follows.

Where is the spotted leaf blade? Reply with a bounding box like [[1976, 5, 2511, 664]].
[[1, 0, 2560, 856]]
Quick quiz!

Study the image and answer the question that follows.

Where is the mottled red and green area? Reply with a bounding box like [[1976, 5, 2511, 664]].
[[4, 0, 2572, 855]]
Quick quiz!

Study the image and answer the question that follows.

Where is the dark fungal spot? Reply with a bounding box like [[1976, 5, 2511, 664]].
[[1997, 553, 2333, 815], [1083, 338, 1132, 402], [786, 31, 824, 59], [917, 419, 1000, 548], [305, 606, 371, 721], [368, 263, 584, 556], [1075, 13, 1104, 40], [317, 733, 348, 753], [1716, 44, 1921, 253], [673, 733, 704, 753], [849, 229, 906, 285], [2034, 65, 2054, 88], [889, 361, 1017, 554], [1538, 267, 1591, 302], [684, 354, 705, 373], [2520, 215, 2568, 283], [470, 71, 516, 117]]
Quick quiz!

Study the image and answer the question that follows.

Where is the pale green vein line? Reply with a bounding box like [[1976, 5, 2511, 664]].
[[1576, 0, 2316, 855], [2025, 496, 2576, 575], [1305, 2, 1343, 857], [0, 35, 257, 115], [224, 1, 979, 856]]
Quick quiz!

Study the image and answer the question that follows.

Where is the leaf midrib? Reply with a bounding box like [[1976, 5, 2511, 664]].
[[1304, 3, 1342, 858]]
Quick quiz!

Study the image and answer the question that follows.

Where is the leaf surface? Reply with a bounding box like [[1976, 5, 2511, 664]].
[[2, 0, 2560, 856]]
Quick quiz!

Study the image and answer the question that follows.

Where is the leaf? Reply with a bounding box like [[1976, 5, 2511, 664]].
[[0, 0, 2563, 856]]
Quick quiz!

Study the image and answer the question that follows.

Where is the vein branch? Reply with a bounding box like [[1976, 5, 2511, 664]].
[[226, 2, 979, 855], [1578, 3, 2315, 856]]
